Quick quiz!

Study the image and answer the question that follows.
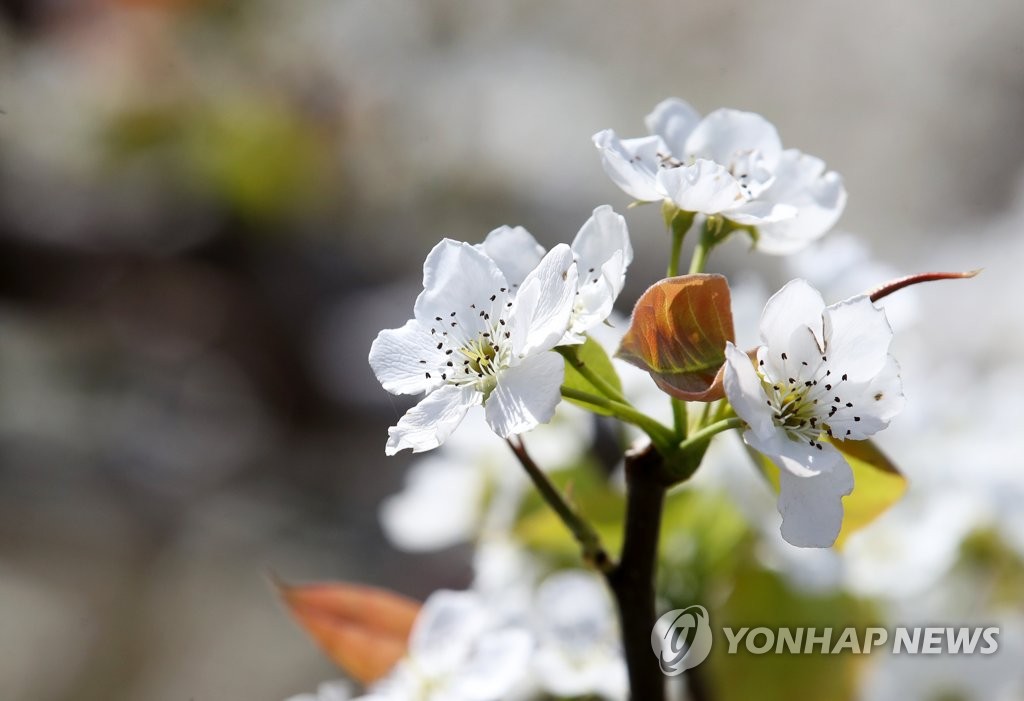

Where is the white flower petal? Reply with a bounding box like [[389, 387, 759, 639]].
[[479, 225, 546, 290], [569, 205, 632, 335], [644, 97, 701, 157], [570, 273, 618, 339], [315, 681, 355, 701], [744, 424, 843, 478], [726, 200, 799, 226], [754, 150, 848, 255], [535, 570, 616, 644], [386, 384, 480, 455], [822, 295, 893, 382], [756, 323, 825, 388], [508, 244, 577, 357], [409, 590, 489, 675], [379, 457, 486, 551], [758, 278, 826, 353], [369, 319, 445, 395], [571, 205, 633, 294], [449, 628, 534, 700], [485, 351, 564, 438], [414, 239, 507, 328], [592, 129, 668, 202], [531, 571, 625, 700], [777, 452, 853, 547], [684, 107, 783, 169], [656, 159, 746, 214], [826, 355, 905, 441], [724, 342, 775, 440]]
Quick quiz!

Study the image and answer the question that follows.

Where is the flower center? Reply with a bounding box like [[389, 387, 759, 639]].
[[758, 349, 863, 451], [764, 380, 822, 445], [461, 336, 500, 377], [419, 288, 514, 393]]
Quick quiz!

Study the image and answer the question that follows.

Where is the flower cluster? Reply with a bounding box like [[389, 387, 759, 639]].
[[290, 95, 969, 701], [366, 97, 909, 550]]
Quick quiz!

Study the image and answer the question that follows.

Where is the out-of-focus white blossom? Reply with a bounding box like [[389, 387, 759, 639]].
[[530, 570, 628, 700], [379, 404, 594, 552], [285, 680, 354, 701], [358, 590, 533, 701]]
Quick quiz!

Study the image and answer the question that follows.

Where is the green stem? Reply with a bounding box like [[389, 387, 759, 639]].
[[507, 438, 613, 572], [677, 416, 744, 453], [666, 210, 695, 278], [560, 386, 676, 452], [696, 400, 713, 433], [668, 226, 685, 278], [671, 398, 687, 440], [688, 216, 718, 275], [558, 346, 628, 405]]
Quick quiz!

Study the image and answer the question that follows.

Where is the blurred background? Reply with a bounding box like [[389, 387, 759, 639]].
[[1, 1, 1023, 700]]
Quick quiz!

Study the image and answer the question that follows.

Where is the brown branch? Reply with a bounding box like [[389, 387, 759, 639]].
[[607, 443, 671, 701]]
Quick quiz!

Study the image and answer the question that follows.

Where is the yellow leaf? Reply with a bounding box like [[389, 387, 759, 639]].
[[831, 440, 907, 549], [751, 439, 906, 549]]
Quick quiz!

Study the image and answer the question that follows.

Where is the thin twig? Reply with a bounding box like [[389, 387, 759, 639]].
[[506, 438, 614, 573]]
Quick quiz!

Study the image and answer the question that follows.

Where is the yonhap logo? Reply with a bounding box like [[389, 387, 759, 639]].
[[651, 605, 713, 675]]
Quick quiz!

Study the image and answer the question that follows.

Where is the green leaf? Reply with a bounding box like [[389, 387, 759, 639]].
[[709, 565, 877, 701], [750, 439, 907, 549], [658, 487, 751, 605], [616, 274, 735, 402], [561, 336, 624, 416]]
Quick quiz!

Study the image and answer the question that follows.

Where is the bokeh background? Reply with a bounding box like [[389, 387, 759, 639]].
[[1, 1, 1023, 700]]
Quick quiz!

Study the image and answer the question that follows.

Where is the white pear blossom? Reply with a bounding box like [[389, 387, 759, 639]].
[[369, 239, 578, 454], [358, 590, 533, 701], [593, 98, 846, 254], [479, 205, 633, 342], [530, 570, 628, 701], [285, 681, 353, 701], [723, 279, 904, 547]]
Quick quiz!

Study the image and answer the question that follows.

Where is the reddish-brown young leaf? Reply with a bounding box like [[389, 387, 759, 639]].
[[617, 274, 735, 401], [278, 580, 421, 684]]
